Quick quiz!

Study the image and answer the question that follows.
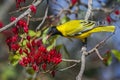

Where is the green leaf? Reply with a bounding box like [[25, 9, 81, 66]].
[[20, 34, 24, 38], [112, 50, 120, 61], [42, 28, 49, 44], [22, 40, 28, 46], [103, 51, 112, 66], [47, 35, 58, 51], [36, 31, 41, 37], [61, 16, 70, 24], [28, 30, 36, 37], [9, 53, 21, 66]]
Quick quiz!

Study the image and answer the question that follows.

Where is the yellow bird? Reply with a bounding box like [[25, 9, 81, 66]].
[[47, 20, 115, 42]]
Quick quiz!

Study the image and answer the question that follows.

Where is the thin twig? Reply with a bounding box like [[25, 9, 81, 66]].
[[0, 0, 43, 32], [59, 34, 114, 72], [58, 63, 77, 71], [29, 15, 54, 21], [62, 58, 80, 63], [88, 33, 114, 54], [85, 0, 93, 20], [9, 6, 30, 14], [27, 14, 31, 25], [95, 48, 104, 60], [36, 4, 49, 31]]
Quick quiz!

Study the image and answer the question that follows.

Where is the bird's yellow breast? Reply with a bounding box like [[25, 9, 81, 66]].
[[56, 20, 80, 36]]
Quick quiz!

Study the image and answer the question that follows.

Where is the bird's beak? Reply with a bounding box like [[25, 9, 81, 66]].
[[46, 33, 52, 40]]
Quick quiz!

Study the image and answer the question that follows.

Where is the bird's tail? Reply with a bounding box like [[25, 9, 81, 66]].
[[89, 26, 115, 33]]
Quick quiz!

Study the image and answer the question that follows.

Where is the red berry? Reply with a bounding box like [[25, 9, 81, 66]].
[[114, 10, 120, 15], [11, 35, 18, 42], [32, 64, 39, 71], [30, 5, 37, 14], [23, 25, 28, 33], [10, 16, 16, 22], [26, 42, 32, 49], [12, 27, 18, 34], [19, 57, 29, 66], [36, 40, 42, 47], [51, 70, 56, 77], [26, 35, 31, 41], [11, 43, 20, 51], [106, 16, 112, 24], [71, 0, 78, 5], [42, 63, 47, 70], [0, 21, 3, 28], [19, 48, 23, 54], [31, 39, 36, 47], [38, 45, 47, 53]]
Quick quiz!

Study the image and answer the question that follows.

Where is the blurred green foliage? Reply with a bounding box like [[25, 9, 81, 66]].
[[0, 64, 16, 80]]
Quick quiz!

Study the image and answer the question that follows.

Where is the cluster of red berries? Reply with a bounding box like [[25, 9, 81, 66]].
[[5, 16, 62, 76], [6, 33, 62, 75], [6, 16, 28, 51], [10, 16, 28, 33], [19, 39, 62, 72]]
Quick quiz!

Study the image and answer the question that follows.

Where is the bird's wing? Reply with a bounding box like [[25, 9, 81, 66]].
[[66, 20, 96, 36]]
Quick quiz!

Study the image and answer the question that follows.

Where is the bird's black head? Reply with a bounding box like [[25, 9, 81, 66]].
[[47, 26, 62, 39]]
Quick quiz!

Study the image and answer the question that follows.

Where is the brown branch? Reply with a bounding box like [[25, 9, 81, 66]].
[[76, 47, 87, 80], [36, 4, 49, 31], [29, 15, 54, 21], [9, 6, 30, 14], [88, 34, 114, 54], [58, 63, 77, 71], [0, 0, 43, 32], [85, 0, 93, 20], [62, 58, 80, 63], [76, 0, 93, 80], [95, 48, 104, 60]]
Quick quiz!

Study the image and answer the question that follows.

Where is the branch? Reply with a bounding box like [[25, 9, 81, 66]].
[[0, 0, 43, 32], [95, 48, 104, 60], [88, 34, 114, 55], [58, 63, 77, 71], [36, 4, 49, 31], [85, 0, 93, 20], [62, 58, 80, 63], [76, 0, 93, 80], [59, 34, 113, 73], [9, 5, 30, 14], [76, 47, 87, 80]]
